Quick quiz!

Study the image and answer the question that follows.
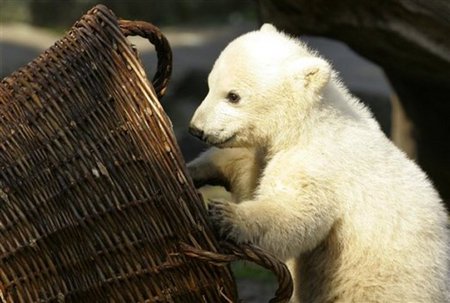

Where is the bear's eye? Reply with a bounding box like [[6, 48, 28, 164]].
[[226, 91, 240, 104]]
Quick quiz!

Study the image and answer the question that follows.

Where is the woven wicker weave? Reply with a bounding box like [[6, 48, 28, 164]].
[[0, 5, 292, 303]]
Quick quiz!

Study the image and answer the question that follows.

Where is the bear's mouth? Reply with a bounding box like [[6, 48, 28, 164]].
[[205, 134, 236, 147]]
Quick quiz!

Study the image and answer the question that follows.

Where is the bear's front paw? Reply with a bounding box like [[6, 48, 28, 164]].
[[187, 163, 229, 189], [187, 163, 206, 188], [208, 199, 244, 241]]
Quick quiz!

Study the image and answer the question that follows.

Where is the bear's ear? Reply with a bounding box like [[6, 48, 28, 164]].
[[289, 57, 331, 92], [260, 23, 277, 33]]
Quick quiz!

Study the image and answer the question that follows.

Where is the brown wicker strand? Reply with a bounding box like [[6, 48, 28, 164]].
[[180, 242, 293, 303], [118, 20, 172, 100]]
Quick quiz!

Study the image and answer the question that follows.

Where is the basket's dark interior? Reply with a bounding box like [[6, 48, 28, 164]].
[[0, 5, 236, 302]]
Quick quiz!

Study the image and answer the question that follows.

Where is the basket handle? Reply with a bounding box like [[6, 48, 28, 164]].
[[181, 241, 293, 303], [119, 20, 172, 99]]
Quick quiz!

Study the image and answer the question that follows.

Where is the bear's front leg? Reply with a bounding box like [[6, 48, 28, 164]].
[[207, 170, 339, 260], [187, 147, 230, 190], [188, 147, 261, 201]]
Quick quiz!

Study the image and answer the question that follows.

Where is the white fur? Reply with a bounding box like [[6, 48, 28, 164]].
[[188, 24, 450, 302]]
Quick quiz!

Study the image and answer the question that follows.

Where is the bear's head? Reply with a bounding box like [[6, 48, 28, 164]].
[[189, 24, 331, 149]]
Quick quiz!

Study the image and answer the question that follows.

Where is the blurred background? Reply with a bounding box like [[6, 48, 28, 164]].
[[1, 0, 448, 301]]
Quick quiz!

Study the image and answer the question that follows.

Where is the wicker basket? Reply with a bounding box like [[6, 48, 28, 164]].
[[0, 5, 292, 303]]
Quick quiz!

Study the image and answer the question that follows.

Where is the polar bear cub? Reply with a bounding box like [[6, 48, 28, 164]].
[[188, 24, 449, 302]]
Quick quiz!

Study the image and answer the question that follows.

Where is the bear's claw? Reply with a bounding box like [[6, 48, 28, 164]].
[[207, 199, 241, 241]]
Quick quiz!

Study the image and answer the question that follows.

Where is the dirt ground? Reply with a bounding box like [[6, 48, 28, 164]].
[[237, 278, 278, 302]]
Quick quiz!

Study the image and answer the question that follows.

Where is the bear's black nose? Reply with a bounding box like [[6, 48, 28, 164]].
[[189, 125, 204, 140]]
